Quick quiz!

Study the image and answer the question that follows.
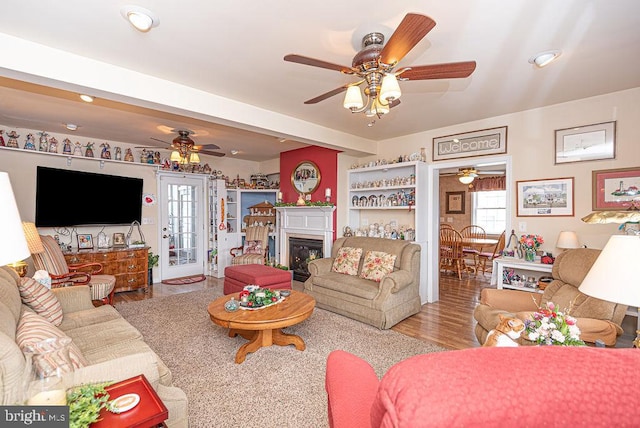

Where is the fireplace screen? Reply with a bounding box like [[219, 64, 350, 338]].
[[289, 237, 323, 281]]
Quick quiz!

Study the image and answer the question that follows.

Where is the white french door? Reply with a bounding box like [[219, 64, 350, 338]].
[[159, 173, 206, 280]]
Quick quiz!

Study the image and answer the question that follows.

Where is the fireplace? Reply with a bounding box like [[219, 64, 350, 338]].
[[289, 237, 323, 281]]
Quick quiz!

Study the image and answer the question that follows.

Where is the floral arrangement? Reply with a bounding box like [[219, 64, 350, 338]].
[[239, 287, 282, 308], [519, 234, 544, 250], [524, 302, 585, 346]]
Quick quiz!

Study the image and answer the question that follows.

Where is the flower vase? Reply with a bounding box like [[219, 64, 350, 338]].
[[524, 249, 536, 262]]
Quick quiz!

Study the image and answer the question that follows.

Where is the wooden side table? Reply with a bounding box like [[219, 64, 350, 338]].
[[91, 375, 167, 428]]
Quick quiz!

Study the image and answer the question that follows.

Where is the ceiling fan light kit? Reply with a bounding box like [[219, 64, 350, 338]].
[[285, 13, 476, 121]]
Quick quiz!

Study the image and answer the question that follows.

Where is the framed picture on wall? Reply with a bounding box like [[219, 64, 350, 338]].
[[77, 234, 94, 249], [445, 191, 465, 214], [592, 167, 640, 210], [555, 121, 616, 164], [516, 177, 574, 217]]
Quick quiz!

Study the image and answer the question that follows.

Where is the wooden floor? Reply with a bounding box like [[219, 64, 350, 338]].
[[113, 270, 637, 349]]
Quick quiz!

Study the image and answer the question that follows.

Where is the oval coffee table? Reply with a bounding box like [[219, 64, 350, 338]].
[[208, 290, 316, 363]]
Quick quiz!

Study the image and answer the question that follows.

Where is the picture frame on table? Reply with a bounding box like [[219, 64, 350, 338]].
[[432, 126, 507, 161], [554, 121, 616, 164], [77, 233, 94, 250], [112, 232, 126, 247], [445, 191, 465, 214], [592, 167, 640, 211], [516, 177, 574, 217]]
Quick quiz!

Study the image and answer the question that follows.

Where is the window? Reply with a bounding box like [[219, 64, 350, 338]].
[[472, 191, 506, 234]]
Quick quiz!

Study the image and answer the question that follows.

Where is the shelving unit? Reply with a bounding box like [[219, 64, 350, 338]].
[[207, 179, 228, 278], [347, 161, 427, 241], [491, 257, 553, 294]]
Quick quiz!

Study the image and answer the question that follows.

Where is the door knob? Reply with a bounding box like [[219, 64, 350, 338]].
[[162, 235, 168, 239]]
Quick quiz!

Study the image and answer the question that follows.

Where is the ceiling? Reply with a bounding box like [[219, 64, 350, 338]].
[[0, 1, 638, 162]]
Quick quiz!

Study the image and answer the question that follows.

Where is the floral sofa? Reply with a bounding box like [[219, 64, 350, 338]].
[[0, 266, 187, 426], [304, 237, 421, 329]]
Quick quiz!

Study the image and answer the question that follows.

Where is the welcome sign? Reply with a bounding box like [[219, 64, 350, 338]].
[[432, 126, 507, 161]]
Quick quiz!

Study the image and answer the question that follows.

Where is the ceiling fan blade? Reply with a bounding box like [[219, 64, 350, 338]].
[[194, 143, 221, 151], [400, 61, 477, 80], [379, 14, 436, 66], [304, 85, 350, 104], [284, 54, 354, 74], [150, 137, 171, 145], [197, 149, 225, 157]]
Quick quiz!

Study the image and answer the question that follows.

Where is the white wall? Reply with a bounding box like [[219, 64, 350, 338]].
[[366, 87, 640, 251]]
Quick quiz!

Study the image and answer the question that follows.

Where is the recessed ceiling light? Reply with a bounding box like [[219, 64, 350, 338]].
[[120, 5, 159, 32], [528, 50, 562, 68], [65, 123, 78, 131], [79, 94, 94, 103], [230, 150, 239, 155]]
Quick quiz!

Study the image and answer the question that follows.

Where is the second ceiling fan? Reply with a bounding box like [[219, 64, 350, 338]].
[[284, 13, 476, 118]]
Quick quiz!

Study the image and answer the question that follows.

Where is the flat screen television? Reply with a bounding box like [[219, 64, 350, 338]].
[[35, 166, 143, 227]]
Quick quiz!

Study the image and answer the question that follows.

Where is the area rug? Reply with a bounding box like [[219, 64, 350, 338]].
[[116, 288, 445, 428], [161, 274, 207, 285]]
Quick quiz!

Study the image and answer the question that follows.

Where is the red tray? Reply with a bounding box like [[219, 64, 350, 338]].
[[92, 374, 168, 428]]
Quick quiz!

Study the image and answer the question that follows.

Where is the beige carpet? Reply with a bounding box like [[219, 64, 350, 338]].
[[116, 287, 445, 428]]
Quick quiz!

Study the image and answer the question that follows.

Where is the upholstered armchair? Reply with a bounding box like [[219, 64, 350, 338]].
[[28, 234, 116, 305], [229, 225, 270, 265], [474, 248, 628, 346]]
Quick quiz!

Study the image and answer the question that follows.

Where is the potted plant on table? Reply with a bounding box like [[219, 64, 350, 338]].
[[148, 252, 159, 285]]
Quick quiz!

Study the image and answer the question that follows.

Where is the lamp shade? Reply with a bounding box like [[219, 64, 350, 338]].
[[380, 73, 401, 102], [189, 152, 200, 164], [343, 86, 364, 110], [0, 172, 30, 265], [459, 175, 475, 185], [22, 222, 44, 254], [170, 151, 181, 162], [579, 235, 640, 307], [370, 98, 390, 116], [556, 231, 579, 249]]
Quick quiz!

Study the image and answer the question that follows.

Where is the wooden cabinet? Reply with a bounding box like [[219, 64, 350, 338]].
[[65, 247, 149, 293]]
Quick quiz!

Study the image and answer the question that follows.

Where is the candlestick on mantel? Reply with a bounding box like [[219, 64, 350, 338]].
[[325, 188, 331, 201], [278, 191, 283, 202]]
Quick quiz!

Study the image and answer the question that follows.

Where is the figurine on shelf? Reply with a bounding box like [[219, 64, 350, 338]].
[[139, 148, 148, 163], [100, 142, 111, 159], [84, 142, 95, 157], [202, 163, 212, 174], [6, 131, 19, 148], [0, 130, 5, 147], [153, 151, 161, 164], [38, 131, 49, 152], [23, 133, 36, 150], [48, 136, 58, 153], [73, 142, 83, 156], [124, 148, 134, 162], [114, 146, 122, 161], [62, 138, 72, 154], [146, 150, 155, 164]]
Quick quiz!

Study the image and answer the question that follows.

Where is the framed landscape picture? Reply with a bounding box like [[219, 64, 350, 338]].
[[516, 177, 574, 217], [592, 167, 640, 210], [555, 121, 616, 164]]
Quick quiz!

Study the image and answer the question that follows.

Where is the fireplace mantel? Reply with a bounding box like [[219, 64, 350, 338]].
[[275, 206, 336, 268]]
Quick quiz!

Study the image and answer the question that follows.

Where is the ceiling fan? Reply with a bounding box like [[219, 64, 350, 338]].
[[284, 13, 476, 119], [137, 129, 225, 163], [441, 167, 505, 184]]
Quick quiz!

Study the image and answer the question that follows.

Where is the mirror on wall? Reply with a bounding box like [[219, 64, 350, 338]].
[[291, 161, 320, 194]]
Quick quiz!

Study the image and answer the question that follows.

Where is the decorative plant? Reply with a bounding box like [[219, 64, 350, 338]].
[[275, 201, 334, 207], [67, 382, 115, 428], [148, 252, 159, 268], [524, 302, 585, 346]]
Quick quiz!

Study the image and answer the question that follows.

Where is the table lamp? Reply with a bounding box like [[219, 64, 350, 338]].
[[0, 172, 30, 274], [579, 235, 640, 347], [556, 231, 580, 251]]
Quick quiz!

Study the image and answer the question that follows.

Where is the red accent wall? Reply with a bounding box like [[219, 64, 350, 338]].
[[280, 146, 340, 240]]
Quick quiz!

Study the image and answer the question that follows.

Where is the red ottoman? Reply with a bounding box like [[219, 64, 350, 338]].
[[224, 264, 292, 295]]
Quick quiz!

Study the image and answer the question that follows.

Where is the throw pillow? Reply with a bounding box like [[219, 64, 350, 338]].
[[243, 240, 263, 255], [18, 277, 63, 326], [331, 247, 363, 276], [16, 309, 88, 371], [359, 251, 397, 282]]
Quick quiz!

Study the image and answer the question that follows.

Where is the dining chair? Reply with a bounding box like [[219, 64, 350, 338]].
[[29, 234, 116, 305], [460, 225, 487, 273], [476, 230, 506, 276], [439, 227, 466, 280]]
